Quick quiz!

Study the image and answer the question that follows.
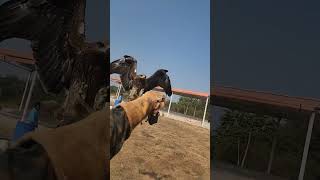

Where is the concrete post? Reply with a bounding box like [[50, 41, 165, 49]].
[[19, 72, 31, 111], [298, 112, 316, 180], [167, 94, 173, 115], [267, 117, 281, 174], [36, 71, 48, 94], [21, 71, 37, 122], [202, 96, 209, 127]]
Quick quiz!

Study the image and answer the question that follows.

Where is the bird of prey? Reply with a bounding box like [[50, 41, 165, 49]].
[[110, 55, 137, 90], [128, 69, 172, 100], [0, 0, 109, 122], [110, 57, 172, 102], [92, 55, 137, 111]]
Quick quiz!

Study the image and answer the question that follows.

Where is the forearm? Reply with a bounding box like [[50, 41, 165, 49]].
[[110, 107, 131, 159]]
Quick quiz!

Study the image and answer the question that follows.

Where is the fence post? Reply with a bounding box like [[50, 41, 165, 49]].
[[167, 94, 173, 115], [21, 71, 37, 122], [19, 72, 32, 111], [202, 96, 209, 127]]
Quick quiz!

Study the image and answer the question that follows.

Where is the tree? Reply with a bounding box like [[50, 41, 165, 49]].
[[215, 109, 320, 178], [215, 110, 280, 168], [193, 99, 199, 117], [173, 96, 208, 118], [177, 97, 192, 115]]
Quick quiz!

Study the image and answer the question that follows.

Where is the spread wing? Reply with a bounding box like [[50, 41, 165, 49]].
[[0, 0, 86, 93]]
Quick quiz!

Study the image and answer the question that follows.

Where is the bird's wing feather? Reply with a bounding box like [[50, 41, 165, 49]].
[[0, 0, 86, 93]]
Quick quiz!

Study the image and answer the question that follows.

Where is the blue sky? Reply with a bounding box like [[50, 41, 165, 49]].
[[214, 0, 320, 99], [110, 0, 210, 93], [213, 0, 320, 128]]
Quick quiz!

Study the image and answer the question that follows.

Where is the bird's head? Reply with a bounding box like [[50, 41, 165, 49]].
[[152, 69, 172, 97]]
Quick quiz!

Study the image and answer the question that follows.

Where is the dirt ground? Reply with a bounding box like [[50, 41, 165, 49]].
[[0, 109, 287, 180], [0, 109, 210, 179], [110, 117, 210, 180], [211, 167, 286, 180], [212, 169, 255, 180]]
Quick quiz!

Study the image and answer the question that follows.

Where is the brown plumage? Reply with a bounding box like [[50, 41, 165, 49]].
[[128, 69, 172, 100], [0, 0, 109, 123]]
